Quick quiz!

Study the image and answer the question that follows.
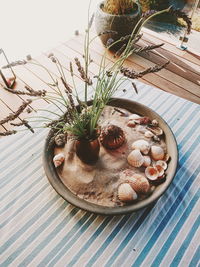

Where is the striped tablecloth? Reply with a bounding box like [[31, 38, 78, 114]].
[[0, 80, 199, 267]]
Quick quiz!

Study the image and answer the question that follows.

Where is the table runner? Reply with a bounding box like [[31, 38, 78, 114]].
[[0, 80, 199, 267]]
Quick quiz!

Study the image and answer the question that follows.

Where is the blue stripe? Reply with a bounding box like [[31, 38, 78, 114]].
[[0, 165, 43, 202], [0, 170, 43, 214], [0, 181, 50, 229], [103, 135, 199, 266], [46, 101, 198, 263], [1, 204, 77, 267], [33, 213, 95, 266], [131, 166, 200, 267], [86, 206, 155, 267], [189, 246, 200, 267], [0, 195, 60, 255], [170, 213, 200, 267], [151, 191, 200, 266]]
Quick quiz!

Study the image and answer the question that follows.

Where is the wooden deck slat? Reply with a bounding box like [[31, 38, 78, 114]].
[[74, 35, 200, 96], [64, 36, 200, 104]]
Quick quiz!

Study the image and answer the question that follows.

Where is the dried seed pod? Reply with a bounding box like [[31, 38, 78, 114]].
[[100, 124, 126, 149], [53, 153, 65, 167], [118, 183, 138, 202], [131, 140, 150, 155], [127, 149, 144, 167]]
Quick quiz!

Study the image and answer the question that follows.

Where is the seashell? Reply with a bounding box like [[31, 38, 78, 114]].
[[131, 140, 150, 155], [100, 124, 126, 150], [128, 174, 150, 194], [120, 169, 136, 180], [151, 146, 164, 161], [155, 165, 165, 177], [127, 149, 144, 167], [151, 119, 159, 126], [127, 120, 136, 128], [145, 166, 159, 180], [118, 183, 138, 202], [144, 130, 154, 138], [155, 160, 168, 170], [53, 153, 65, 167], [147, 126, 163, 136], [152, 174, 166, 185], [135, 117, 151, 125], [54, 133, 67, 147], [143, 155, 151, 167], [129, 114, 141, 121]]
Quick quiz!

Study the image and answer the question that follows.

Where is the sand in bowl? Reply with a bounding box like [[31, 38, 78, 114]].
[[54, 106, 168, 207]]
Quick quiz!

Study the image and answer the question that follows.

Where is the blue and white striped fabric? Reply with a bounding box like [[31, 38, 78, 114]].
[[0, 81, 199, 267]]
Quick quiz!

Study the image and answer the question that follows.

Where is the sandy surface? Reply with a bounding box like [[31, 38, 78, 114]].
[[55, 106, 167, 207]]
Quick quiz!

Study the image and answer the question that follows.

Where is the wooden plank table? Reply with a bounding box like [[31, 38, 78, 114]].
[[0, 28, 200, 134]]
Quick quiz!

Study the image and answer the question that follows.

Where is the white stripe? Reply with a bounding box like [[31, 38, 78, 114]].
[[159, 199, 200, 267]]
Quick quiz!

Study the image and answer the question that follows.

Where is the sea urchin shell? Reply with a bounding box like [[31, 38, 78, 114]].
[[99, 124, 126, 150]]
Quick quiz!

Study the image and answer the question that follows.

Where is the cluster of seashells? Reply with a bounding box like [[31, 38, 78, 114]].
[[117, 114, 170, 203]]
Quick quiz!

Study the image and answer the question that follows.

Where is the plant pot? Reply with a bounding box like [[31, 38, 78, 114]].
[[43, 98, 178, 215], [95, 1, 142, 47], [76, 138, 100, 165]]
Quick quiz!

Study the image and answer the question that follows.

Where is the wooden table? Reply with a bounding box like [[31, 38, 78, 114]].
[[0, 28, 200, 134]]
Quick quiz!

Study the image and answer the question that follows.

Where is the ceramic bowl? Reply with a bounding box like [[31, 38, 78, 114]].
[[43, 98, 178, 215]]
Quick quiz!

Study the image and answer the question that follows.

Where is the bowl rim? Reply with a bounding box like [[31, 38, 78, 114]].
[[43, 97, 178, 215]]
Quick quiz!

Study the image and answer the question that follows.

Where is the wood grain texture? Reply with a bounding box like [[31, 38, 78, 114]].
[[1, 28, 200, 135]]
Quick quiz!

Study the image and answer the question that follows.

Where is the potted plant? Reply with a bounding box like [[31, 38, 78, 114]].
[[1, 6, 190, 214], [95, 0, 142, 46]]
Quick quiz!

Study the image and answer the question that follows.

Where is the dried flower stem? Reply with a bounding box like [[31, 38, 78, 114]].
[[0, 130, 17, 136], [3, 86, 46, 97], [0, 100, 32, 125]]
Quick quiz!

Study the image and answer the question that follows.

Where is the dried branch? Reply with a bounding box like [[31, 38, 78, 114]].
[[0, 100, 32, 125], [10, 119, 34, 133]]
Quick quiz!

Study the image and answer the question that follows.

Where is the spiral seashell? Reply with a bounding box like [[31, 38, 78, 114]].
[[99, 124, 126, 150], [143, 155, 151, 167], [127, 149, 144, 167], [144, 130, 154, 138], [147, 126, 163, 136], [151, 146, 164, 161], [145, 166, 159, 180], [54, 133, 67, 147], [128, 174, 150, 194], [53, 153, 65, 167], [151, 119, 159, 126], [118, 183, 138, 202], [155, 160, 168, 170], [131, 140, 150, 155]]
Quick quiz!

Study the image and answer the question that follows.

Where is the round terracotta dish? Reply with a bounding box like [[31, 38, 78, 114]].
[[43, 98, 178, 215]]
